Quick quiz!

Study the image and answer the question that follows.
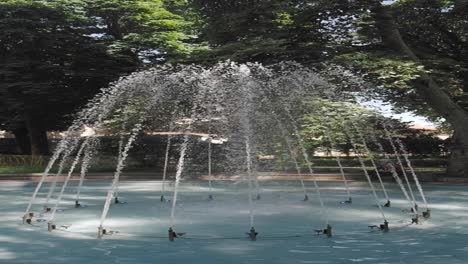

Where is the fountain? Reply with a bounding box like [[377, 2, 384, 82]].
[[75, 137, 97, 208], [366, 121, 418, 221], [353, 122, 391, 207], [21, 61, 432, 241], [341, 118, 389, 230], [274, 114, 309, 202], [323, 127, 352, 204]]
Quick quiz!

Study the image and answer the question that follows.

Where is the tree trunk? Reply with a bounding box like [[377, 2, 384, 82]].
[[12, 127, 31, 154], [447, 130, 468, 177], [373, 5, 468, 177], [24, 111, 49, 156]]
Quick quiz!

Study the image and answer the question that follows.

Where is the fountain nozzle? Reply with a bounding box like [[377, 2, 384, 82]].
[[23, 212, 34, 224], [379, 220, 389, 232], [98, 225, 106, 238], [247, 227, 258, 241], [412, 214, 419, 224], [47, 222, 56, 232], [23, 214, 31, 224], [168, 227, 177, 241], [323, 224, 332, 238], [422, 209, 431, 219]]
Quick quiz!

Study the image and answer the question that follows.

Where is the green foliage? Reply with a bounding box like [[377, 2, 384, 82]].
[[0, 154, 49, 167], [187, 0, 467, 129], [0, 0, 200, 154], [274, 12, 293, 28], [85, 0, 199, 62], [0, 1, 138, 140], [299, 99, 374, 155], [0, 0, 464, 161], [101, 96, 152, 134], [336, 52, 427, 91], [391, 0, 468, 115], [189, 0, 328, 64], [295, 98, 445, 158], [0, 165, 45, 174], [337, 0, 468, 123]]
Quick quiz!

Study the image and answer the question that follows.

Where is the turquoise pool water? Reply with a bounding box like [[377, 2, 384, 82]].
[[1, 180, 467, 263]]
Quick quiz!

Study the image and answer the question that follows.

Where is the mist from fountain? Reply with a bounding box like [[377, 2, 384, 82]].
[[287, 111, 329, 225], [24, 143, 65, 218], [114, 132, 125, 200], [245, 139, 255, 227], [352, 122, 390, 204], [25, 65, 177, 218], [161, 135, 172, 201], [169, 67, 216, 228], [169, 134, 190, 227], [75, 137, 97, 204], [382, 122, 418, 209], [366, 125, 416, 214], [22, 61, 432, 235], [207, 135, 213, 199], [44, 139, 80, 209], [49, 138, 89, 222], [342, 120, 387, 222], [99, 122, 144, 234], [274, 114, 308, 200], [388, 123, 429, 210], [322, 126, 351, 201]]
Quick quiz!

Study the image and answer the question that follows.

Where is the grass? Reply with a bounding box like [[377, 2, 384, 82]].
[[0, 164, 119, 174], [0, 166, 45, 174]]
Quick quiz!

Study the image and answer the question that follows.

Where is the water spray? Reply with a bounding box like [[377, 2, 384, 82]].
[[284, 108, 330, 230], [352, 122, 391, 207], [382, 122, 420, 213], [48, 138, 90, 227], [97, 122, 144, 238], [208, 133, 214, 200], [44, 138, 80, 211], [75, 138, 97, 208], [113, 132, 125, 204], [161, 134, 172, 202], [368, 124, 421, 222], [342, 119, 389, 231], [323, 124, 352, 204], [273, 113, 310, 202]]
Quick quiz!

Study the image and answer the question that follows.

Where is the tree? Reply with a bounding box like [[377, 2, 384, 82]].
[[380, 1, 468, 176], [0, 1, 138, 155], [332, 0, 468, 177], [190, 0, 468, 177], [0, 0, 198, 155], [189, 0, 332, 64], [84, 0, 199, 63]]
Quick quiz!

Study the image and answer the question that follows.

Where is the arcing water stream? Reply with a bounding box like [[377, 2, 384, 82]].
[[22, 61, 430, 236]]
